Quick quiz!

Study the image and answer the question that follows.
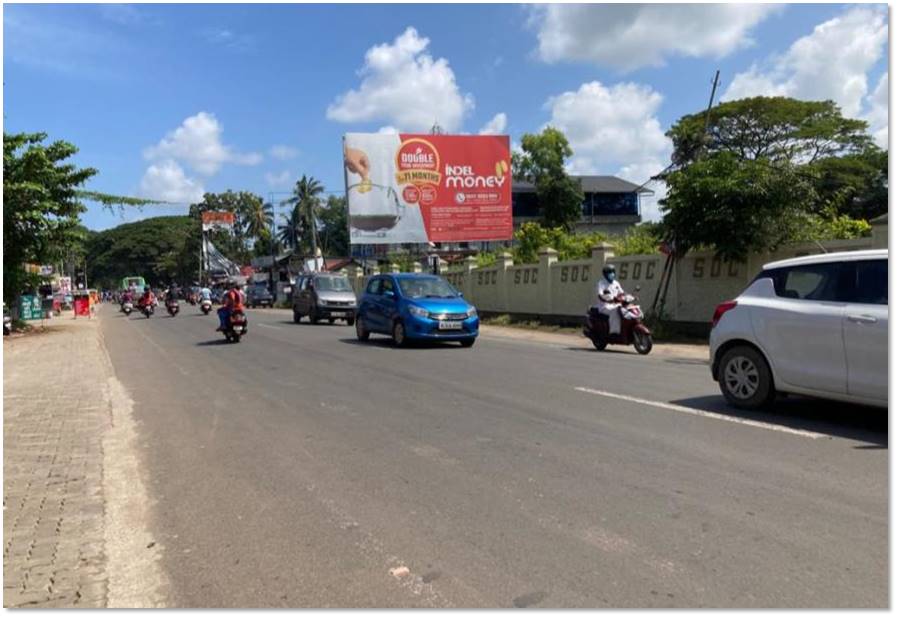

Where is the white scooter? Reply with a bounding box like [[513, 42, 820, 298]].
[[200, 299, 212, 315]]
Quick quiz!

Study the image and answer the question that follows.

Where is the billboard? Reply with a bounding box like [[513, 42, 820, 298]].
[[344, 133, 512, 245], [201, 211, 236, 232]]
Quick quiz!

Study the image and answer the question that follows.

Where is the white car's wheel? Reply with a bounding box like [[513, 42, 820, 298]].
[[719, 346, 775, 410]]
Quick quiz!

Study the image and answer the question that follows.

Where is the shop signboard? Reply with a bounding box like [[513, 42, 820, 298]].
[[18, 295, 42, 320]]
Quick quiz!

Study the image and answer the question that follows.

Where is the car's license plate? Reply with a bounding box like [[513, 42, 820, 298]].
[[330, 311, 346, 317], [438, 321, 463, 330]]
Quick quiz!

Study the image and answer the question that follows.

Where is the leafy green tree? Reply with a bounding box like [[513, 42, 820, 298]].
[[85, 216, 200, 288], [806, 145, 888, 220], [512, 127, 584, 231], [3, 132, 158, 301], [282, 175, 325, 258], [666, 97, 872, 167], [318, 195, 349, 256], [660, 152, 817, 261]]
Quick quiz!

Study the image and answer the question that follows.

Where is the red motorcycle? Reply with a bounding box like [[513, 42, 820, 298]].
[[583, 289, 653, 355]]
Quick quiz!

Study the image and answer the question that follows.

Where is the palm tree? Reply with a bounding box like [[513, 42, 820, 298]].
[[282, 175, 325, 268], [277, 210, 303, 251], [244, 199, 274, 245]]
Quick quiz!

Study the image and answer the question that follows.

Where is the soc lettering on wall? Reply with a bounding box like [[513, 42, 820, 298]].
[[513, 268, 538, 285], [691, 257, 740, 278], [559, 265, 590, 283], [615, 261, 657, 281]]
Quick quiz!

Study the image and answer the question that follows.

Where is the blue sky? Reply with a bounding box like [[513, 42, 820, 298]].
[[4, 3, 888, 229]]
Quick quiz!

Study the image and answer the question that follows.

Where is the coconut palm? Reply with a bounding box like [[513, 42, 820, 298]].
[[282, 175, 325, 267], [244, 199, 274, 245], [277, 209, 303, 251]]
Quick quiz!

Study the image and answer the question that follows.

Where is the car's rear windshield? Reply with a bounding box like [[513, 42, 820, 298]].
[[316, 277, 352, 292], [398, 277, 458, 299]]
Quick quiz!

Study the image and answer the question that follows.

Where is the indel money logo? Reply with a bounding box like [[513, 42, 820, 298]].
[[395, 138, 441, 187]]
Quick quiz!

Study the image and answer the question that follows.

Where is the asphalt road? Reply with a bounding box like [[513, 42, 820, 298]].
[[99, 305, 887, 608]]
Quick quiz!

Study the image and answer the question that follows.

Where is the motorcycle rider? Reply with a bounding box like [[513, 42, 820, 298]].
[[217, 281, 245, 331], [594, 264, 626, 335], [138, 285, 156, 311], [167, 282, 180, 303], [120, 288, 134, 309], [199, 284, 212, 303]]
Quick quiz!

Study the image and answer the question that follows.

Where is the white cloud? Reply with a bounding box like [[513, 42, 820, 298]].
[[144, 111, 262, 176], [544, 81, 672, 222], [202, 27, 254, 52], [478, 112, 507, 135], [377, 126, 400, 134], [326, 27, 474, 132], [265, 170, 293, 189], [724, 7, 888, 117], [269, 145, 299, 160], [532, 4, 777, 72], [866, 73, 888, 148], [139, 160, 204, 204]]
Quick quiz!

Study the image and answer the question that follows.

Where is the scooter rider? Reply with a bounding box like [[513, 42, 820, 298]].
[[138, 285, 156, 310], [217, 281, 245, 331], [594, 264, 626, 335]]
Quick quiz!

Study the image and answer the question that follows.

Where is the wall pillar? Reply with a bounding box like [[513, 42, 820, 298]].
[[538, 247, 558, 315], [496, 252, 513, 313]]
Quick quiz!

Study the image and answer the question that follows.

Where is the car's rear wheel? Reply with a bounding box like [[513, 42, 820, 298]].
[[293, 309, 301, 324], [719, 346, 775, 410], [392, 321, 408, 347], [355, 317, 370, 341], [346, 316, 355, 327], [328, 317, 335, 324]]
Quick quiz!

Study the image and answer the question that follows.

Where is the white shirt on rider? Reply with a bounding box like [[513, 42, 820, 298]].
[[595, 277, 625, 307]]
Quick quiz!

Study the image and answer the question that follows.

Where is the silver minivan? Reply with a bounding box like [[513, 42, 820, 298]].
[[292, 273, 357, 325]]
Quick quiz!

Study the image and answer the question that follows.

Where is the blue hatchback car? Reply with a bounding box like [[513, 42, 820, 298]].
[[355, 273, 479, 347]]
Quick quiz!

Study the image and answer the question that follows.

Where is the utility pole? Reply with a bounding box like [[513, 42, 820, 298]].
[[653, 70, 720, 318], [702, 70, 721, 147]]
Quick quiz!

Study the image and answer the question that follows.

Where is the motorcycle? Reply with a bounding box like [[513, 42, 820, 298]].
[[122, 301, 134, 316], [223, 309, 248, 343], [166, 299, 180, 317], [583, 288, 653, 355], [200, 299, 212, 315], [141, 303, 155, 319]]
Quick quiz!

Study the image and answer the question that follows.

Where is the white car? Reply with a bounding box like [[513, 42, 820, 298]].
[[710, 249, 887, 410]]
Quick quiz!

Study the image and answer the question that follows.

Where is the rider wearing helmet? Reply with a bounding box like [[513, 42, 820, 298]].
[[217, 281, 246, 331], [594, 264, 626, 335]]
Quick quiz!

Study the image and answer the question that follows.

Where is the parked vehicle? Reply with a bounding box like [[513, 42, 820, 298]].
[[3, 305, 11, 336], [355, 273, 478, 347], [246, 285, 274, 308], [293, 273, 357, 325], [166, 299, 180, 317], [122, 301, 134, 316], [222, 309, 248, 343], [200, 299, 212, 315], [710, 249, 887, 410], [583, 287, 652, 354]]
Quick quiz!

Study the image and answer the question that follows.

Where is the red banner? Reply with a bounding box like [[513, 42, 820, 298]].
[[345, 133, 512, 244]]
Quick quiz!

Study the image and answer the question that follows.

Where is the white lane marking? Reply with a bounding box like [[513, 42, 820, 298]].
[[256, 323, 280, 330], [574, 387, 826, 439]]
